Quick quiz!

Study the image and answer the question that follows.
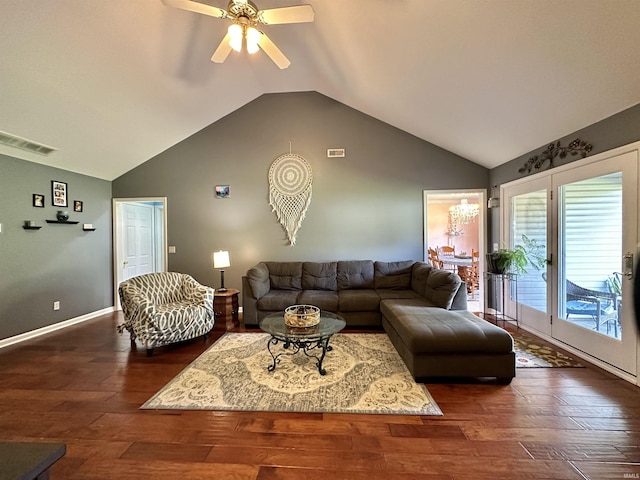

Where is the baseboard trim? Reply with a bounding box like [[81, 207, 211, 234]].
[[0, 307, 116, 350], [517, 324, 638, 386]]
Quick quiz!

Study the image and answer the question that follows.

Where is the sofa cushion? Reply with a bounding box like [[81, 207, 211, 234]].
[[337, 260, 374, 290], [375, 261, 414, 290], [297, 290, 339, 312], [256, 290, 300, 311], [266, 262, 302, 290], [411, 262, 432, 296], [339, 289, 380, 312], [302, 262, 338, 291], [381, 301, 513, 354], [377, 289, 423, 300], [246, 262, 270, 299], [425, 269, 462, 309]]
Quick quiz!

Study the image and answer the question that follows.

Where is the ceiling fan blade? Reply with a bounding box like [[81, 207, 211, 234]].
[[258, 32, 290, 69], [211, 33, 233, 63], [161, 0, 228, 19], [258, 5, 314, 25]]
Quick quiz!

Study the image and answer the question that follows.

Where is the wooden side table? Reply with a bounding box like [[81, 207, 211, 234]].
[[214, 288, 239, 330]]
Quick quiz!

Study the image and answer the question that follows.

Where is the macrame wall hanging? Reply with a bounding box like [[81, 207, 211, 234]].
[[268, 150, 313, 246]]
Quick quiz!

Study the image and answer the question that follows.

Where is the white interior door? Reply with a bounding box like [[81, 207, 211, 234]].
[[551, 150, 637, 375], [122, 202, 153, 280], [113, 198, 167, 310]]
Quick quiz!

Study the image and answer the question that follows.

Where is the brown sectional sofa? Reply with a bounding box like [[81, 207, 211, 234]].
[[242, 260, 515, 383]]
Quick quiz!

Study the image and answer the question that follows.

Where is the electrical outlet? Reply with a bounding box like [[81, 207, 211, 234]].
[[53, 301, 60, 311], [493, 243, 499, 252]]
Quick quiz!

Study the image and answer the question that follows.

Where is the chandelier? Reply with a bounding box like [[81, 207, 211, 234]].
[[448, 199, 479, 236]]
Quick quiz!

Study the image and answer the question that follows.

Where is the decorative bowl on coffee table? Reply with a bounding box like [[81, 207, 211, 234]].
[[284, 304, 320, 327]]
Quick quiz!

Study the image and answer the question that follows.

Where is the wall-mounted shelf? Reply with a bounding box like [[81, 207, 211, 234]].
[[23, 225, 42, 230], [82, 227, 96, 231], [46, 220, 79, 225]]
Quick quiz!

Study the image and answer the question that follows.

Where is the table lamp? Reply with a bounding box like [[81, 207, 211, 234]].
[[213, 250, 230, 292]]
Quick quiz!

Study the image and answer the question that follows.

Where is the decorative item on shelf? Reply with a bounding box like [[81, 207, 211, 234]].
[[23, 220, 41, 230], [519, 138, 592, 175], [213, 250, 230, 292], [82, 223, 96, 231], [448, 199, 479, 237], [284, 305, 320, 327], [56, 210, 69, 221]]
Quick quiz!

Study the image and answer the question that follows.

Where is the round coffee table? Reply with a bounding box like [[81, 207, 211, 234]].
[[260, 311, 346, 375]]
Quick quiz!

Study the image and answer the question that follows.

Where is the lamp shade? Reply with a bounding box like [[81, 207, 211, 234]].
[[213, 250, 230, 269]]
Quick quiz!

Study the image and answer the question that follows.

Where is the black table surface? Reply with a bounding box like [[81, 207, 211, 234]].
[[0, 442, 66, 480]]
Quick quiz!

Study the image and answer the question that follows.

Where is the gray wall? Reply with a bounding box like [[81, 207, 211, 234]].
[[0, 154, 113, 340], [488, 103, 640, 242], [113, 91, 489, 295]]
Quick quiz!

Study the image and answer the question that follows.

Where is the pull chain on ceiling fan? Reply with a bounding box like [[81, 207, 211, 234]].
[[162, 0, 315, 69]]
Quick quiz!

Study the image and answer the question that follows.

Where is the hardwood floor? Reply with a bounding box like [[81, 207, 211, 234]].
[[1, 311, 639, 479]]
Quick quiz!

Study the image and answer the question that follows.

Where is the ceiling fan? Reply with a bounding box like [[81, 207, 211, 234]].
[[162, 0, 314, 69]]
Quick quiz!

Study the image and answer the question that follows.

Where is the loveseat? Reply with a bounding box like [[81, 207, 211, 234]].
[[242, 260, 515, 383]]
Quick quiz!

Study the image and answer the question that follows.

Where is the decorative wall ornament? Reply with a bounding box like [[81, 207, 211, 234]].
[[268, 153, 313, 246], [519, 138, 592, 175]]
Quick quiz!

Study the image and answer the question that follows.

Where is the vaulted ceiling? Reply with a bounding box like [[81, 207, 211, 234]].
[[2, 0, 640, 180]]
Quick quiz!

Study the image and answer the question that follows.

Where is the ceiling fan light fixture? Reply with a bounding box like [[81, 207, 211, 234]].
[[246, 27, 260, 54], [228, 23, 243, 52]]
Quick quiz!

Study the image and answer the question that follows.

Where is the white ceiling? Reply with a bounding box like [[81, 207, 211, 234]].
[[2, 0, 640, 181]]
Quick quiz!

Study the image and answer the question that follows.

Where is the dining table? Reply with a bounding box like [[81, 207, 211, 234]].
[[440, 255, 473, 269]]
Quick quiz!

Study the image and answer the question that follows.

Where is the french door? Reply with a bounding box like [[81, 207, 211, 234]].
[[503, 146, 638, 376], [551, 150, 637, 374]]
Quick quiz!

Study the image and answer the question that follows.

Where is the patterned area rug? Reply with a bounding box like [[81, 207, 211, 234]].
[[142, 333, 442, 415], [512, 330, 584, 368]]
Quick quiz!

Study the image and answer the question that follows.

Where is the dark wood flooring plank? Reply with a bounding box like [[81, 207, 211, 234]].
[[256, 466, 452, 480], [572, 460, 640, 479]]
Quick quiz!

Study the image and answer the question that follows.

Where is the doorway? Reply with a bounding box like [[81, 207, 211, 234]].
[[423, 189, 486, 311], [502, 145, 638, 377], [112, 198, 168, 310]]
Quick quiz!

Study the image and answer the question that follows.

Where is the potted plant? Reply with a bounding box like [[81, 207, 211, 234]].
[[487, 235, 546, 274]]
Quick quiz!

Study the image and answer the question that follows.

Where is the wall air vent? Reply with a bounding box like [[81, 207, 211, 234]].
[[0, 130, 57, 156], [327, 148, 345, 158]]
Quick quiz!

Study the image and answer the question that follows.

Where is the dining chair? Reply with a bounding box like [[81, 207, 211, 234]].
[[468, 249, 480, 299], [428, 247, 443, 269], [438, 246, 456, 272]]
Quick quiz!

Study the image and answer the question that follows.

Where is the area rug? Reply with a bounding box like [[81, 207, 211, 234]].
[[142, 333, 442, 415], [512, 330, 584, 368]]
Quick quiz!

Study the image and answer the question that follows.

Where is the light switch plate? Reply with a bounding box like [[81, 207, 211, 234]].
[[168, 245, 176, 254]]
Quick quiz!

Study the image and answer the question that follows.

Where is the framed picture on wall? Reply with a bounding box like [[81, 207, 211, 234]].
[[33, 194, 45, 207], [51, 180, 68, 207], [215, 185, 230, 198], [74, 200, 83, 212]]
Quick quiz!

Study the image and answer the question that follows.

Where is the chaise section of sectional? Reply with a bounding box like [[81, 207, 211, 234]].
[[381, 301, 515, 383]]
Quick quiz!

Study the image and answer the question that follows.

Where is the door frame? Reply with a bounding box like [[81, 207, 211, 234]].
[[112, 197, 168, 309], [423, 189, 487, 311]]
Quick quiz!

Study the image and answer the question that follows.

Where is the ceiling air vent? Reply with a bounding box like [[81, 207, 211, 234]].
[[0, 130, 57, 156]]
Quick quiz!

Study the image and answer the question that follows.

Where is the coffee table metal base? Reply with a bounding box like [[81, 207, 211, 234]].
[[266, 334, 336, 375]]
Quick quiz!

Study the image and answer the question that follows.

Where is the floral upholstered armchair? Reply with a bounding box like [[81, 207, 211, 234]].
[[118, 272, 215, 355]]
